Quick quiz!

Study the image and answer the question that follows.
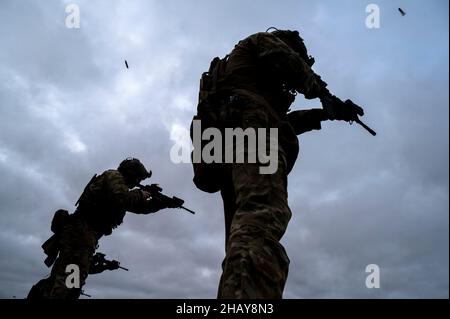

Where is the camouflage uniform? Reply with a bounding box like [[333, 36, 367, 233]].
[[38, 169, 164, 299], [192, 32, 326, 298]]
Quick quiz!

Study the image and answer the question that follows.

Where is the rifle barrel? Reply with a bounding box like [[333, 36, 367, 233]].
[[180, 206, 196, 214], [119, 266, 129, 271], [355, 118, 377, 136]]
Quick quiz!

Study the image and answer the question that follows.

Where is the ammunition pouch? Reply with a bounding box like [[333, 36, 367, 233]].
[[190, 113, 225, 194], [199, 57, 224, 105], [50, 209, 70, 233], [42, 234, 59, 267], [191, 161, 225, 194], [42, 209, 70, 267]]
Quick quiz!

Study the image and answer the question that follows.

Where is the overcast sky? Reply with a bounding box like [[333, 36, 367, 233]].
[[0, 0, 448, 299]]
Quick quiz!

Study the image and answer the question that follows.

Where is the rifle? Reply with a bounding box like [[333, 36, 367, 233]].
[[139, 184, 196, 214], [89, 252, 128, 274], [317, 78, 377, 136]]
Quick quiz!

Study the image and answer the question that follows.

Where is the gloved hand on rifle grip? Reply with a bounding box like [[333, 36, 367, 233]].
[[105, 260, 120, 271], [167, 197, 185, 208], [321, 95, 364, 122], [302, 74, 328, 99]]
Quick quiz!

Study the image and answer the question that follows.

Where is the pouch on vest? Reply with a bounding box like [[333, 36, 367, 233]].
[[42, 209, 70, 267], [190, 115, 225, 193], [50, 209, 70, 233]]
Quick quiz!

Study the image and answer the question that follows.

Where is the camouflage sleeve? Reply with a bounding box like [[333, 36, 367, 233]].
[[103, 170, 145, 212], [134, 198, 168, 215], [286, 109, 327, 135], [254, 32, 324, 99]]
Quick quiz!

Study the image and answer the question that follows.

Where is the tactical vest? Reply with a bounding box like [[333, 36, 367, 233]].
[[75, 173, 126, 236]]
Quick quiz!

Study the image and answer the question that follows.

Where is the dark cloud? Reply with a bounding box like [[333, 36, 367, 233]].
[[0, 0, 447, 299]]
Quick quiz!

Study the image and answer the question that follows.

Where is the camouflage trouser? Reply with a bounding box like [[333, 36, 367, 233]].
[[48, 215, 98, 299], [218, 149, 292, 299], [195, 89, 296, 298]]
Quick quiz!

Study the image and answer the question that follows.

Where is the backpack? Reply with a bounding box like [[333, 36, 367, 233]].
[[191, 56, 229, 193]]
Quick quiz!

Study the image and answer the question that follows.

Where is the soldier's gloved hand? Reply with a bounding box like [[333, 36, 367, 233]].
[[321, 95, 362, 122], [167, 197, 184, 208], [302, 74, 326, 99], [141, 190, 151, 200], [106, 260, 120, 271], [320, 95, 337, 120]]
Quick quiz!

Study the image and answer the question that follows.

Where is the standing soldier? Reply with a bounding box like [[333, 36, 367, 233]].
[[28, 158, 183, 299], [191, 28, 372, 298]]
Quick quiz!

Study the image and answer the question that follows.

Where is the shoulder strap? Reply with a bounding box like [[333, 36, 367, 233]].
[[75, 174, 98, 206]]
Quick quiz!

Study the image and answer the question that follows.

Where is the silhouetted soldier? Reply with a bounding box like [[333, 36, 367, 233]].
[[27, 252, 126, 299], [191, 29, 369, 298], [28, 158, 183, 299]]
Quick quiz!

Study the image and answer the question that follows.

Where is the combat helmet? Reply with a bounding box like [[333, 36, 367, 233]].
[[118, 158, 152, 184], [266, 27, 315, 67]]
